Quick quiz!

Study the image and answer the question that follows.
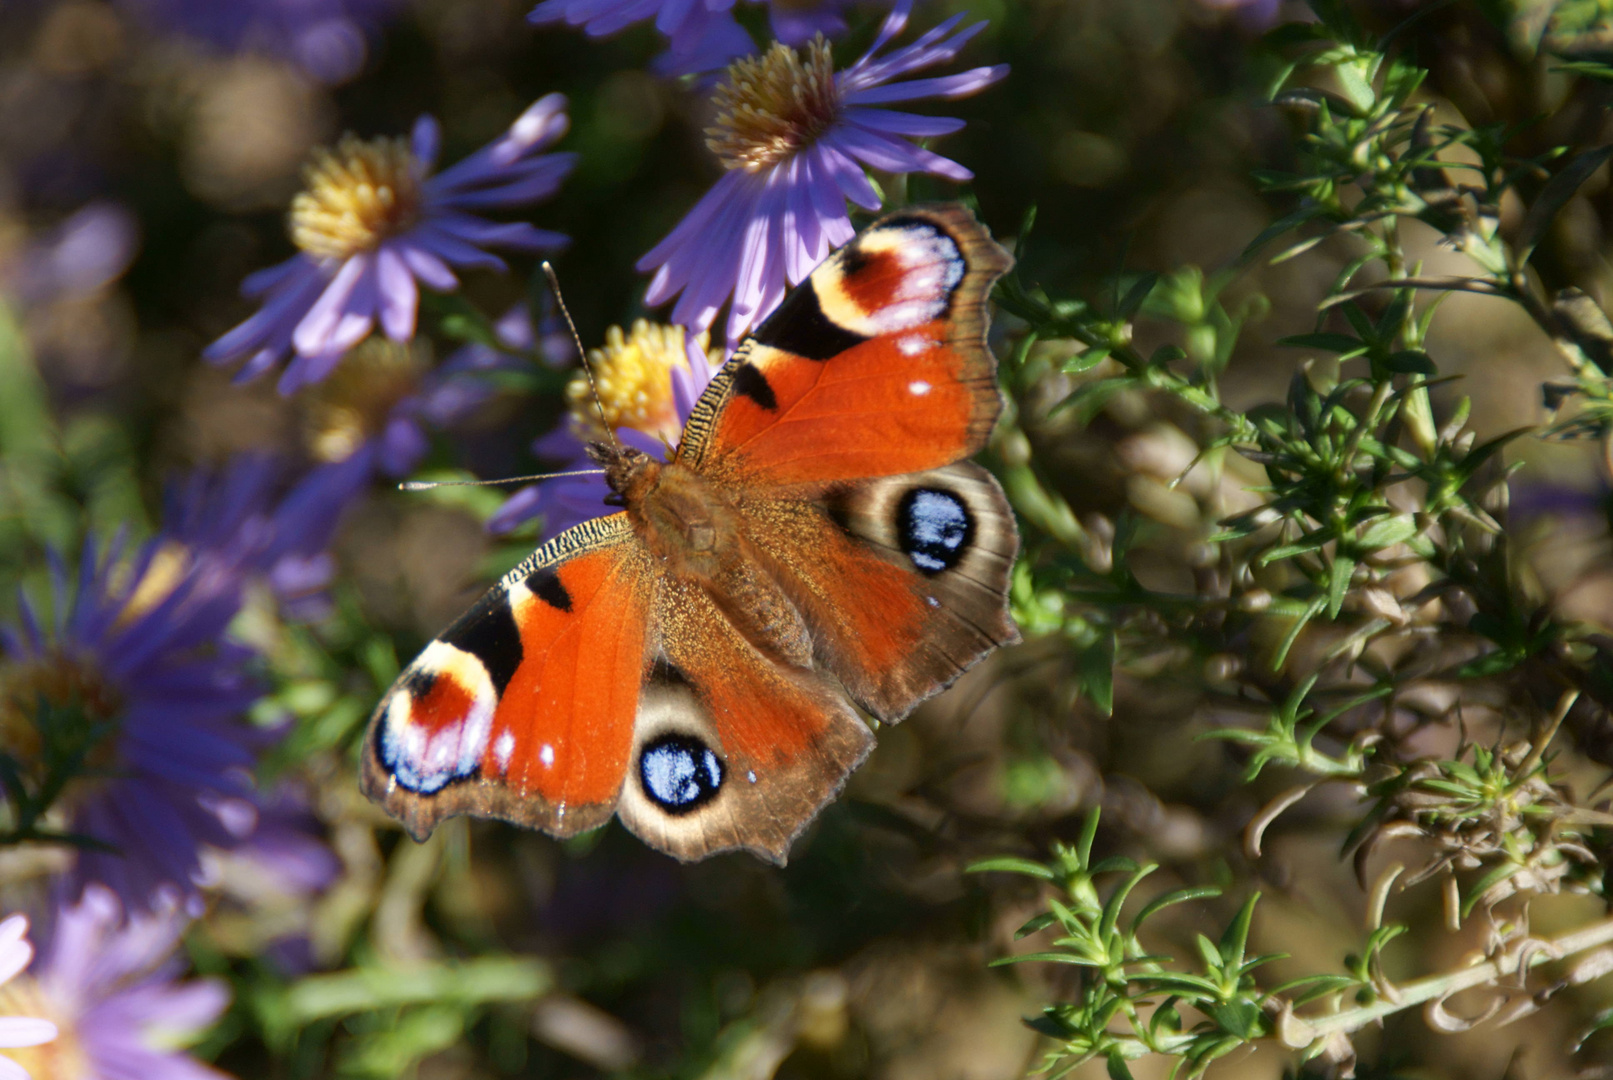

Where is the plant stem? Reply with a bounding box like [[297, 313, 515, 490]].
[[1303, 912, 1613, 1038]]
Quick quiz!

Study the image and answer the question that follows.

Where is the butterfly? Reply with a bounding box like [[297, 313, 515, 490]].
[[361, 203, 1020, 863]]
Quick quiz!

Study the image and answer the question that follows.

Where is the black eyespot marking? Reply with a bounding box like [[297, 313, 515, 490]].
[[898, 487, 973, 574], [731, 363, 778, 410], [402, 667, 438, 699], [639, 733, 724, 815], [751, 279, 868, 361], [526, 567, 572, 612], [839, 238, 871, 279], [442, 589, 523, 694]]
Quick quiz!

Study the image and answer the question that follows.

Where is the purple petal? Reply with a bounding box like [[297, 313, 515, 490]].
[[841, 108, 966, 137], [291, 254, 372, 357], [375, 246, 419, 341], [411, 115, 442, 174], [845, 66, 1008, 105]]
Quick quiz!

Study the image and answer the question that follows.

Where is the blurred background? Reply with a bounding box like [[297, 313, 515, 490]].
[[4, 0, 1613, 1077]]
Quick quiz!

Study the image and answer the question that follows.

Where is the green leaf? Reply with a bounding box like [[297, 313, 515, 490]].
[[1217, 893, 1261, 970], [987, 951, 1103, 967], [1080, 625, 1116, 716], [1076, 806, 1102, 867], [1118, 273, 1160, 319], [1098, 865, 1158, 943], [1273, 597, 1327, 670], [1518, 144, 1613, 266], [1107, 1052, 1137, 1080], [1025, 1013, 1073, 1038], [1326, 554, 1354, 619], [1205, 1000, 1265, 1040], [1357, 513, 1418, 549], [1277, 332, 1368, 355], [1015, 912, 1058, 939], [1131, 886, 1222, 933], [1062, 345, 1111, 374], [966, 857, 1056, 879], [1334, 62, 1376, 113], [1384, 349, 1436, 375]]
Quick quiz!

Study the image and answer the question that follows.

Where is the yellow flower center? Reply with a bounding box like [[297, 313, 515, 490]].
[[566, 321, 715, 444], [302, 336, 427, 463], [289, 135, 422, 261], [0, 977, 85, 1080], [707, 37, 840, 173]]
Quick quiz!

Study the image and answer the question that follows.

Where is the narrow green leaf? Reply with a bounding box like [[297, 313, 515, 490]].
[[1107, 1052, 1137, 1080], [987, 951, 1102, 967], [1118, 273, 1160, 319], [1326, 554, 1354, 619], [1277, 332, 1368, 354], [1217, 893, 1261, 970], [966, 857, 1056, 880], [1081, 625, 1116, 716], [1384, 349, 1436, 375], [1518, 144, 1613, 266], [1131, 886, 1222, 933]]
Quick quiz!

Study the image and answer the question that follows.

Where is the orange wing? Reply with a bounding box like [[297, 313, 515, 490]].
[[676, 204, 1012, 487], [361, 515, 654, 841]]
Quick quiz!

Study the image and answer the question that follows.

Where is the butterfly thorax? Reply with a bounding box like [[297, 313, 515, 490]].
[[591, 439, 814, 667], [592, 441, 724, 567]]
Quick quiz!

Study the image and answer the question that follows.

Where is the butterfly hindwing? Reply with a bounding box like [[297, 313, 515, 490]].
[[678, 204, 1013, 485], [362, 515, 653, 841], [615, 576, 874, 863], [736, 461, 1019, 722]]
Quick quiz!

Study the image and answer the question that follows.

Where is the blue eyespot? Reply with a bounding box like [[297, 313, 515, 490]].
[[898, 488, 972, 574], [639, 734, 724, 814]]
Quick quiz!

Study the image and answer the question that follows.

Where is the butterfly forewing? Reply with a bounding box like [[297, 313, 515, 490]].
[[677, 204, 1012, 485]]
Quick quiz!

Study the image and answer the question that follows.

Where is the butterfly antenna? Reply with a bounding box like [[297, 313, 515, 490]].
[[399, 468, 605, 492], [543, 261, 620, 451]]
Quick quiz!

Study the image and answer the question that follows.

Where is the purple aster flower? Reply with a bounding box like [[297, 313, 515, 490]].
[[162, 453, 368, 622], [0, 456, 355, 910], [205, 95, 576, 396], [0, 915, 58, 1080], [528, 0, 858, 75], [114, 0, 405, 83], [0, 887, 229, 1080], [529, 0, 752, 77], [299, 331, 530, 482], [201, 783, 339, 976], [0, 203, 139, 310], [489, 321, 720, 537], [1195, 0, 1286, 29], [637, 0, 1006, 353], [0, 202, 141, 391], [0, 534, 261, 911]]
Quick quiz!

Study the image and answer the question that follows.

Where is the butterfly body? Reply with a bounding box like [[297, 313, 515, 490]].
[[364, 204, 1019, 863]]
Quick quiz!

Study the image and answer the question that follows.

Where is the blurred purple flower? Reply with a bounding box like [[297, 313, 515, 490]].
[[205, 95, 576, 395], [1, 887, 231, 1080], [638, 0, 1005, 353], [300, 331, 529, 483], [0, 915, 57, 1080], [490, 321, 718, 537], [0, 457, 356, 910], [1196, 0, 1285, 29], [0, 203, 139, 310], [529, 0, 857, 75], [163, 454, 368, 621], [115, 0, 405, 83]]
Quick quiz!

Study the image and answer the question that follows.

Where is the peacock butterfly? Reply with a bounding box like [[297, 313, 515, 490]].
[[361, 203, 1020, 863]]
